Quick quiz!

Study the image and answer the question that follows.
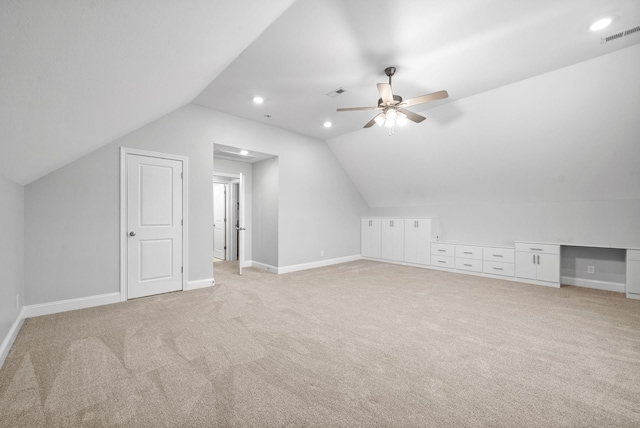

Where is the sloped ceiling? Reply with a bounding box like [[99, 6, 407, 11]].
[[2, 0, 639, 189], [194, 0, 640, 141], [0, 0, 295, 185]]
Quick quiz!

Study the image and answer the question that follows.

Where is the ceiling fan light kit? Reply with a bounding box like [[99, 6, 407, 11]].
[[337, 66, 448, 135]]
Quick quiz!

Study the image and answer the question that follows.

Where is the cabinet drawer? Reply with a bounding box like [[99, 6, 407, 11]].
[[628, 250, 640, 262], [455, 245, 482, 260], [432, 255, 454, 268], [515, 243, 560, 254], [483, 247, 515, 263], [483, 261, 515, 277], [431, 243, 455, 257], [455, 258, 483, 273]]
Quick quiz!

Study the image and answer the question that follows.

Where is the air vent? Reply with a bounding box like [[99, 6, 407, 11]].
[[326, 87, 347, 98], [601, 25, 640, 44]]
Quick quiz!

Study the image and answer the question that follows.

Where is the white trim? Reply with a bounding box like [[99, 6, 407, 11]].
[[561, 276, 625, 293], [251, 261, 278, 273], [278, 255, 362, 274], [22, 292, 121, 319], [185, 278, 215, 291], [0, 309, 25, 369], [212, 171, 241, 179], [120, 147, 189, 302]]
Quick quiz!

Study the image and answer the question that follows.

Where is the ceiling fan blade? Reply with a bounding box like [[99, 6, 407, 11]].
[[364, 113, 384, 128], [377, 83, 395, 106], [398, 108, 426, 123], [402, 90, 449, 107], [337, 106, 381, 112]]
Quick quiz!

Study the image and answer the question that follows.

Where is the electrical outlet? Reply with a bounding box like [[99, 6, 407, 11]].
[[320, 250, 325, 257], [587, 265, 595, 274]]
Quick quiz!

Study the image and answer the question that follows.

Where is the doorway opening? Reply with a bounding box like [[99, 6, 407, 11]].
[[213, 175, 240, 263]]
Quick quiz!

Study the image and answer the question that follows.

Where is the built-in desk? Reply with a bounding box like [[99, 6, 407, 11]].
[[516, 241, 640, 299]]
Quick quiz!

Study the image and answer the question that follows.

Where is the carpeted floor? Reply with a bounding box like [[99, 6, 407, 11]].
[[1, 260, 639, 427]]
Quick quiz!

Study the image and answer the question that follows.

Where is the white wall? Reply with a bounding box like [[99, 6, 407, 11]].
[[24, 103, 366, 305], [328, 45, 640, 248], [0, 174, 24, 348], [25, 107, 215, 305], [253, 157, 279, 267], [185, 104, 368, 268]]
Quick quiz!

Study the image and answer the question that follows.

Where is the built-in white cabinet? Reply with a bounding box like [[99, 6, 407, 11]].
[[483, 247, 515, 277], [431, 243, 455, 269], [381, 219, 405, 262], [626, 250, 640, 300], [361, 218, 381, 259], [404, 219, 431, 265], [515, 243, 560, 286], [455, 245, 483, 273]]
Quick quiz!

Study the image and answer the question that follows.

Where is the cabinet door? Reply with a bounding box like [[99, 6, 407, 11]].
[[515, 252, 537, 280], [381, 219, 404, 261], [361, 219, 381, 258], [536, 253, 560, 283], [404, 219, 431, 265]]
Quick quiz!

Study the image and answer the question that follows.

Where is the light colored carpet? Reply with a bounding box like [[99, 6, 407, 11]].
[[1, 260, 639, 427]]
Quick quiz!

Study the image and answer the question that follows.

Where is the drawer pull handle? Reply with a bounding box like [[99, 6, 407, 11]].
[[463, 264, 472, 267], [531, 248, 543, 251], [493, 254, 503, 258], [463, 251, 472, 254], [493, 267, 504, 271], [438, 249, 446, 252], [438, 260, 446, 264]]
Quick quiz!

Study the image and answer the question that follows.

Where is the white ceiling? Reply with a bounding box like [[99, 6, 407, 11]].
[[2, 0, 639, 186], [195, 0, 640, 140], [0, 0, 295, 185]]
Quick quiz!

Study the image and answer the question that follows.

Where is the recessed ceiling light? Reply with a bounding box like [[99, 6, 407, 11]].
[[323, 121, 332, 128], [239, 150, 249, 156], [590, 17, 613, 31], [253, 96, 264, 104]]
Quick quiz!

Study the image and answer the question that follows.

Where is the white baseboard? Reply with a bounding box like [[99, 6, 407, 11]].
[[561, 276, 625, 293], [22, 292, 121, 319], [278, 255, 362, 274], [0, 308, 25, 369], [185, 278, 215, 291], [251, 261, 279, 273]]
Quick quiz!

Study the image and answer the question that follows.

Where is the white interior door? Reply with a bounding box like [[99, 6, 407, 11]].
[[228, 182, 239, 261], [213, 183, 226, 260], [238, 173, 246, 275], [127, 154, 183, 299]]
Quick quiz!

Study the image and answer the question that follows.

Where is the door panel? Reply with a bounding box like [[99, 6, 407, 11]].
[[238, 173, 245, 275], [536, 253, 560, 283], [515, 252, 537, 280], [127, 154, 183, 299]]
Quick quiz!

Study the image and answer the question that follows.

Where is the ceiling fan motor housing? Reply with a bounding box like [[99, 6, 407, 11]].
[[378, 95, 402, 107]]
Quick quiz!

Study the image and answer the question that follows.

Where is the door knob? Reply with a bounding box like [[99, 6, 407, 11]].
[[129, 231, 136, 236]]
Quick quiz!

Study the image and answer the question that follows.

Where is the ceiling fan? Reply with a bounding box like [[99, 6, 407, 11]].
[[337, 67, 448, 130]]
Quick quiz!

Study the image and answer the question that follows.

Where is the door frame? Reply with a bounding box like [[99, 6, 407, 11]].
[[213, 172, 240, 262], [120, 147, 189, 302]]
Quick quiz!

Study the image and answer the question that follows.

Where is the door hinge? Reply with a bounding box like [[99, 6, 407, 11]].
[[224, 246, 227, 250], [181, 172, 183, 179], [181, 219, 183, 226]]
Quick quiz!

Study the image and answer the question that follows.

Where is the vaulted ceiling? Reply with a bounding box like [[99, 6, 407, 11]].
[[2, 0, 639, 185], [0, 0, 296, 184]]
